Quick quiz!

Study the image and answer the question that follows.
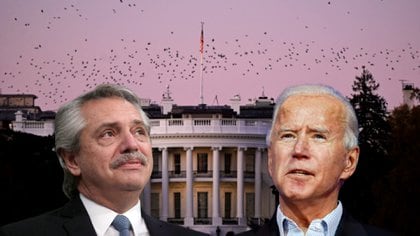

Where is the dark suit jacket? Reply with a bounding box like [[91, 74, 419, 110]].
[[0, 196, 207, 236], [237, 209, 396, 236]]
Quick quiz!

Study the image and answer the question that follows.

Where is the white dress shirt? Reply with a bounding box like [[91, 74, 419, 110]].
[[276, 201, 343, 236], [80, 194, 150, 236]]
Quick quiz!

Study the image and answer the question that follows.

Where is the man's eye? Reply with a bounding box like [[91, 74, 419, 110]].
[[101, 130, 115, 138], [134, 127, 150, 139], [279, 133, 295, 140], [313, 134, 327, 140], [134, 127, 146, 135]]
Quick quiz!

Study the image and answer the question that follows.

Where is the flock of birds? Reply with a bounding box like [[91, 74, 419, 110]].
[[2, 1, 420, 108]]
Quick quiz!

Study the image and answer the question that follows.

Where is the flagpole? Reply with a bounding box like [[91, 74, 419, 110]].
[[200, 22, 204, 105]]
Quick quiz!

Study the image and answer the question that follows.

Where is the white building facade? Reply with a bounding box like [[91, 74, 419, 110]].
[[11, 110, 55, 136], [0, 93, 55, 136], [140, 92, 276, 235]]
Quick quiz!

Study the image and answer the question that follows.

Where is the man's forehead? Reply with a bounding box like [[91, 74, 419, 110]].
[[284, 93, 340, 104], [277, 95, 347, 126], [81, 98, 144, 124], [280, 94, 344, 112], [97, 119, 146, 127]]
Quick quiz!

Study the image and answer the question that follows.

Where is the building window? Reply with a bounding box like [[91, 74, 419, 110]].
[[174, 192, 181, 218], [224, 153, 231, 174], [152, 154, 161, 178], [174, 153, 181, 174], [197, 153, 208, 173], [245, 155, 254, 172], [151, 192, 160, 218], [224, 192, 231, 218], [197, 192, 208, 219], [153, 155, 159, 172], [245, 192, 255, 218]]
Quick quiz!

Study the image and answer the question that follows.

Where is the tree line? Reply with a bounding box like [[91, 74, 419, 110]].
[[340, 66, 419, 235]]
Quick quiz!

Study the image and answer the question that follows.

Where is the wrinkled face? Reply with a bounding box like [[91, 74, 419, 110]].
[[268, 94, 359, 205], [64, 97, 153, 197]]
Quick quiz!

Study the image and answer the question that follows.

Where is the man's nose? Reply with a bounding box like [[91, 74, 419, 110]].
[[120, 131, 139, 153], [292, 135, 309, 158]]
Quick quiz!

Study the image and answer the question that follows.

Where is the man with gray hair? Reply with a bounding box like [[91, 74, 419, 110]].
[[0, 84, 207, 236], [239, 84, 394, 236]]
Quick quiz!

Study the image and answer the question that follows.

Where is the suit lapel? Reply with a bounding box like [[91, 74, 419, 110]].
[[60, 197, 97, 236], [141, 210, 164, 235], [258, 208, 368, 236], [335, 209, 368, 236], [254, 211, 280, 236]]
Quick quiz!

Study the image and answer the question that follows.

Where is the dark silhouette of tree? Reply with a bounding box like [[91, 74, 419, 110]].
[[349, 66, 390, 155], [0, 130, 67, 226], [340, 66, 392, 229], [410, 87, 420, 101], [371, 104, 420, 235]]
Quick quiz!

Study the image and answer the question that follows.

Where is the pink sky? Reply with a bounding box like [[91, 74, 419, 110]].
[[1, 0, 419, 110]]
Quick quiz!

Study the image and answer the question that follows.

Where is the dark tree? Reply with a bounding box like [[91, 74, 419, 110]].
[[349, 66, 390, 155], [410, 86, 420, 101], [340, 66, 392, 228], [371, 104, 420, 235], [0, 130, 67, 226]]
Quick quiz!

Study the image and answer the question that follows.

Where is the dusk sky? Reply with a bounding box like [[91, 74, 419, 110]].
[[1, 0, 419, 111]]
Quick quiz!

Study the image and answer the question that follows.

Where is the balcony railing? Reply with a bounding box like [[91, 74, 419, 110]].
[[167, 218, 184, 225], [151, 171, 162, 178], [194, 171, 213, 178], [151, 118, 271, 135], [168, 217, 243, 225], [194, 217, 212, 225], [247, 217, 267, 227], [222, 218, 238, 225], [244, 171, 255, 178], [151, 170, 255, 179], [220, 171, 236, 178], [169, 170, 186, 178], [12, 120, 54, 136]]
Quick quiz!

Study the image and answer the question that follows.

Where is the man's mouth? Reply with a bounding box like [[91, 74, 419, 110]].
[[288, 169, 313, 176], [120, 160, 142, 167], [110, 152, 148, 169], [125, 159, 142, 165]]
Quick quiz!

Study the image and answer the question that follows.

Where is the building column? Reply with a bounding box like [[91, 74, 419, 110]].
[[212, 146, 222, 226], [254, 148, 262, 219], [141, 181, 151, 215], [237, 147, 246, 225], [184, 146, 194, 226], [160, 147, 169, 221]]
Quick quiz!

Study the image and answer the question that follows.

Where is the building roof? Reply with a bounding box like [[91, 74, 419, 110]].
[[169, 104, 237, 118], [238, 105, 274, 119], [0, 108, 55, 121], [142, 100, 274, 119], [142, 104, 167, 119], [0, 94, 38, 98]]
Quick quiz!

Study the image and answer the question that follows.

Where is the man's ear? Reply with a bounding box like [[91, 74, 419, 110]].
[[340, 147, 360, 180], [59, 149, 81, 176]]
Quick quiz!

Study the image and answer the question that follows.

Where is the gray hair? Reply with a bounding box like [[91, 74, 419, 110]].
[[267, 84, 359, 150], [54, 84, 150, 199]]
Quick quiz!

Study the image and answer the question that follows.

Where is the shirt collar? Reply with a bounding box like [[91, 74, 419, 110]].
[[323, 201, 343, 236], [80, 193, 147, 236], [276, 201, 343, 236]]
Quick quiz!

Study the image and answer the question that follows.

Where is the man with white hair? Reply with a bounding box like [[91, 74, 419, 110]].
[[239, 84, 394, 236], [1, 84, 207, 236]]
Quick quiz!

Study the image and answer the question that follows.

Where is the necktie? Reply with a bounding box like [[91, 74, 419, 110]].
[[112, 215, 131, 236]]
